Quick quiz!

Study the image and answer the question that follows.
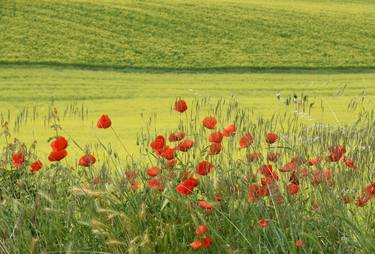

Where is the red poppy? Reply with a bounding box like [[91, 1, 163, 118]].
[[161, 146, 175, 160], [287, 183, 299, 195], [328, 144, 346, 162], [308, 157, 323, 166], [201, 236, 213, 248], [79, 154, 96, 167], [247, 183, 262, 203], [174, 99, 187, 113], [223, 124, 236, 137], [30, 160, 43, 172], [147, 166, 159, 177], [190, 240, 202, 250], [202, 116, 217, 129], [239, 132, 253, 149], [280, 161, 298, 172], [168, 131, 186, 142], [344, 156, 355, 169], [195, 161, 214, 176], [356, 195, 369, 207], [150, 136, 165, 152], [295, 240, 304, 248], [364, 183, 375, 197], [131, 180, 140, 190], [209, 142, 222, 155], [197, 200, 214, 210], [12, 152, 25, 168], [148, 178, 164, 192], [195, 224, 208, 236], [176, 177, 199, 195], [51, 137, 68, 151], [267, 152, 280, 162], [177, 139, 194, 152], [246, 152, 262, 162], [164, 159, 177, 169], [258, 218, 269, 228], [311, 169, 331, 186], [208, 131, 223, 143], [265, 132, 278, 144], [48, 149, 68, 162], [257, 164, 273, 177], [97, 114, 112, 129]]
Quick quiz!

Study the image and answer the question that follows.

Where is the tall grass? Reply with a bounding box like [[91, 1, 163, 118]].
[[0, 97, 374, 253]]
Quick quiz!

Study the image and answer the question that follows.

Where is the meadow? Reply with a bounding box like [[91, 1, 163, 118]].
[[1, 0, 375, 253]]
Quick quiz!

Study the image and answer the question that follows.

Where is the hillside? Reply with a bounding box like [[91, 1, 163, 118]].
[[0, 0, 374, 69]]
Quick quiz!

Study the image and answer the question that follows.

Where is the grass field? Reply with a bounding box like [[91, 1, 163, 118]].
[[1, 65, 374, 157], [1, 0, 375, 69], [1, 0, 375, 253]]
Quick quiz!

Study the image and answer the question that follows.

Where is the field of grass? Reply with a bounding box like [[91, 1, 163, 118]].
[[1, 0, 375, 69], [1, 65, 374, 157]]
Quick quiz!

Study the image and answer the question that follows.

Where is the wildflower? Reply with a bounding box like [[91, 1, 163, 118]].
[[148, 178, 164, 192], [150, 136, 165, 153], [208, 131, 223, 143], [174, 99, 187, 113], [147, 166, 159, 177], [344, 156, 355, 169], [48, 149, 67, 162], [168, 131, 185, 142], [197, 201, 214, 210], [239, 132, 253, 149], [161, 146, 175, 160], [30, 160, 43, 172], [295, 240, 304, 248], [164, 159, 177, 169], [51, 137, 68, 151], [79, 154, 96, 167], [97, 114, 112, 129], [209, 142, 222, 155], [177, 139, 194, 152], [195, 161, 213, 176], [287, 183, 299, 195], [258, 218, 269, 228], [247, 183, 262, 203], [265, 132, 278, 144], [195, 225, 208, 236], [176, 177, 199, 195], [328, 144, 345, 162], [356, 195, 369, 207], [190, 240, 202, 250], [201, 236, 213, 248], [12, 152, 25, 168], [223, 124, 236, 137], [267, 152, 280, 162], [202, 116, 217, 129]]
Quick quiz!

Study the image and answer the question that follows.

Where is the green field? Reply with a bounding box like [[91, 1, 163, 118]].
[[1, 65, 374, 157], [1, 0, 374, 69]]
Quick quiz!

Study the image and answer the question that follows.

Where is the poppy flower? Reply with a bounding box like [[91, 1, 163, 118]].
[[130, 180, 140, 190], [168, 131, 185, 142], [97, 114, 112, 129], [176, 177, 199, 195], [201, 236, 213, 248], [164, 159, 177, 169], [30, 160, 43, 172], [161, 146, 175, 160], [265, 132, 278, 144], [280, 161, 297, 172], [150, 136, 165, 152], [48, 149, 68, 162], [267, 152, 280, 162], [246, 152, 262, 162], [79, 154, 96, 167], [308, 157, 323, 166], [208, 131, 223, 143], [51, 137, 68, 151], [356, 195, 369, 207], [177, 139, 194, 152], [257, 164, 274, 177], [344, 156, 355, 169], [295, 240, 304, 248], [247, 183, 262, 203], [287, 183, 299, 195], [147, 166, 159, 177], [174, 99, 187, 113], [258, 218, 269, 228], [328, 144, 346, 162], [195, 225, 208, 236], [197, 200, 214, 210], [12, 152, 25, 168], [195, 161, 214, 176], [223, 124, 236, 137], [364, 183, 375, 197], [209, 142, 222, 155], [148, 178, 164, 192], [190, 240, 202, 250], [202, 116, 217, 129], [311, 169, 331, 186], [239, 132, 253, 149]]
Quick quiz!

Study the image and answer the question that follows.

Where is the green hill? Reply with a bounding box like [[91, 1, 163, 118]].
[[0, 0, 374, 69]]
